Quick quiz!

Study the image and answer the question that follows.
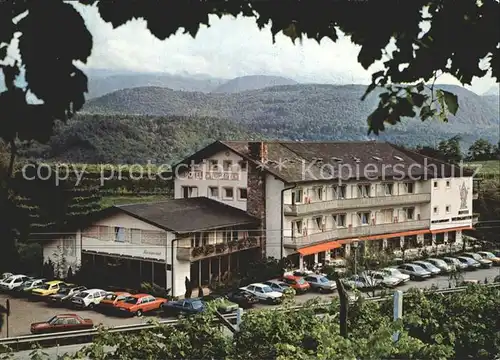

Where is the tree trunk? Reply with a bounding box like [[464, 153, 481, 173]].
[[336, 278, 348, 337]]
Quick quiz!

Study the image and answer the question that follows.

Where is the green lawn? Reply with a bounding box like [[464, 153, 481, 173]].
[[100, 195, 170, 208], [465, 160, 500, 176]]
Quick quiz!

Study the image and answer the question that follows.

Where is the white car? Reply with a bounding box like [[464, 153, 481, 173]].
[[1, 273, 13, 280], [240, 283, 283, 304], [71, 289, 108, 309], [364, 270, 402, 287], [381, 268, 410, 283], [0, 275, 31, 291]]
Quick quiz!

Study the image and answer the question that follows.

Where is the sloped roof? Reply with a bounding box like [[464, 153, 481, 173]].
[[221, 140, 472, 183], [116, 197, 259, 234]]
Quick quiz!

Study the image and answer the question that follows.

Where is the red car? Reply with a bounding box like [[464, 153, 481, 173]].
[[97, 291, 131, 313], [281, 275, 311, 293], [115, 294, 166, 317], [30, 314, 94, 334]]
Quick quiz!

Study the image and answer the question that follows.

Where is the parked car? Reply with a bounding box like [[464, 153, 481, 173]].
[[162, 298, 205, 316], [443, 257, 468, 271], [97, 291, 131, 312], [71, 289, 107, 309], [10, 277, 36, 292], [31, 280, 70, 299], [380, 268, 410, 283], [115, 294, 166, 317], [202, 294, 239, 313], [364, 270, 402, 287], [456, 256, 481, 270], [426, 258, 453, 273], [462, 252, 493, 268], [491, 249, 500, 257], [48, 285, 87, 306], [226, 289, 259, 309], [14, 278, 46, 296], [412, 261, 442, 276], [397, 264, 432, 280], [1, 273, 13, 280], [263, 280, 295, 294], [477, 251, 500, 266], [303, 275, 337, 293], [240, 283, 283, 304], [30, 314, 93, 334], [0, 275, 31, 291], [343, 274, 382, 290], [281, 275, 311, 293]]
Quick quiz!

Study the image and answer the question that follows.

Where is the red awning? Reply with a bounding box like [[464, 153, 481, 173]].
[[298, 241, 342, 256]]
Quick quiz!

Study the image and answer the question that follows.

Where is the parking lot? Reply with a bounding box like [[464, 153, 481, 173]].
[[1, 266, 498, 338]]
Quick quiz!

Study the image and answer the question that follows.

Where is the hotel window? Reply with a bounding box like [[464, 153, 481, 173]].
[[382, 209, 393, 223], [238, 160, 247, 171], [209, 159, 218, 171], [238, 188, 248, 200], [357, 184, 371, 198], [315, 187, 323, 200], [332, 214, 346, 227], [446, 180, 451, 188], [208, 186, 219, 198], [384, 183, 394, 195], [313, 216, 324, 231], [182, 186, 198, 198], [333, 185, 346, 199], [223, 187, 234, 200], [404, 207, 415, 220], [114, 227, 125, 242], [358, 212, 371, 225], [433, 206, 439, 215], [292, 189, 304, 204], [445, 205, 451, 213], [202, 232, 209, 246], [223, 160, 233, 171], [404, 182, 414, 194], [433, 180, 438, 188], [293, 220, 303, 235], [192, 232, 202, 247]]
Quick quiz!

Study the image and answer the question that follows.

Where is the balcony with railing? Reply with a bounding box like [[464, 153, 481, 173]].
[[283, 193, 431, 216], [177, 237, 260, 261], [284, 219, 430, 249]]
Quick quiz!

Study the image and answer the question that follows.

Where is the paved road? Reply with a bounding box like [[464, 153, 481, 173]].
[[1, 267, 499, 338]]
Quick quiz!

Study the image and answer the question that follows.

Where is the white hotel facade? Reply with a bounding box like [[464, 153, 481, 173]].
[[42, 140, 478, 296]]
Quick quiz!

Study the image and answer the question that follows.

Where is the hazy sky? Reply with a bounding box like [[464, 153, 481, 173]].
[[76, 4, 497, 94]]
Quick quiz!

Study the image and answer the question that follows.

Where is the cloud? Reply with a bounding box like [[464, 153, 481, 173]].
[[17, 4, 500, 95]]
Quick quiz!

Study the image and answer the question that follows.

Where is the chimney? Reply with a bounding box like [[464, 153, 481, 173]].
[[248, 141, 268, 163]]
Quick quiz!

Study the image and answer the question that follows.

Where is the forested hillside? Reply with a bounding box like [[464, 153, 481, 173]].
[[211, 75, 297, 93], [83, 84, 499, 148], [23, 115, 260, 164]]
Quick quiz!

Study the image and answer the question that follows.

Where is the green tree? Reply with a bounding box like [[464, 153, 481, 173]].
[[437, 136, 463, 164], [467, 138, 494, 161]]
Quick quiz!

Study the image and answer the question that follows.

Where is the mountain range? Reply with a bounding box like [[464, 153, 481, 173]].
[[17, 71, 500, 164], [86, 70, 298, 98]]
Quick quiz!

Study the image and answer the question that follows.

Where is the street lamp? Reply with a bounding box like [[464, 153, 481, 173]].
[[352, 240, 359, 275]]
